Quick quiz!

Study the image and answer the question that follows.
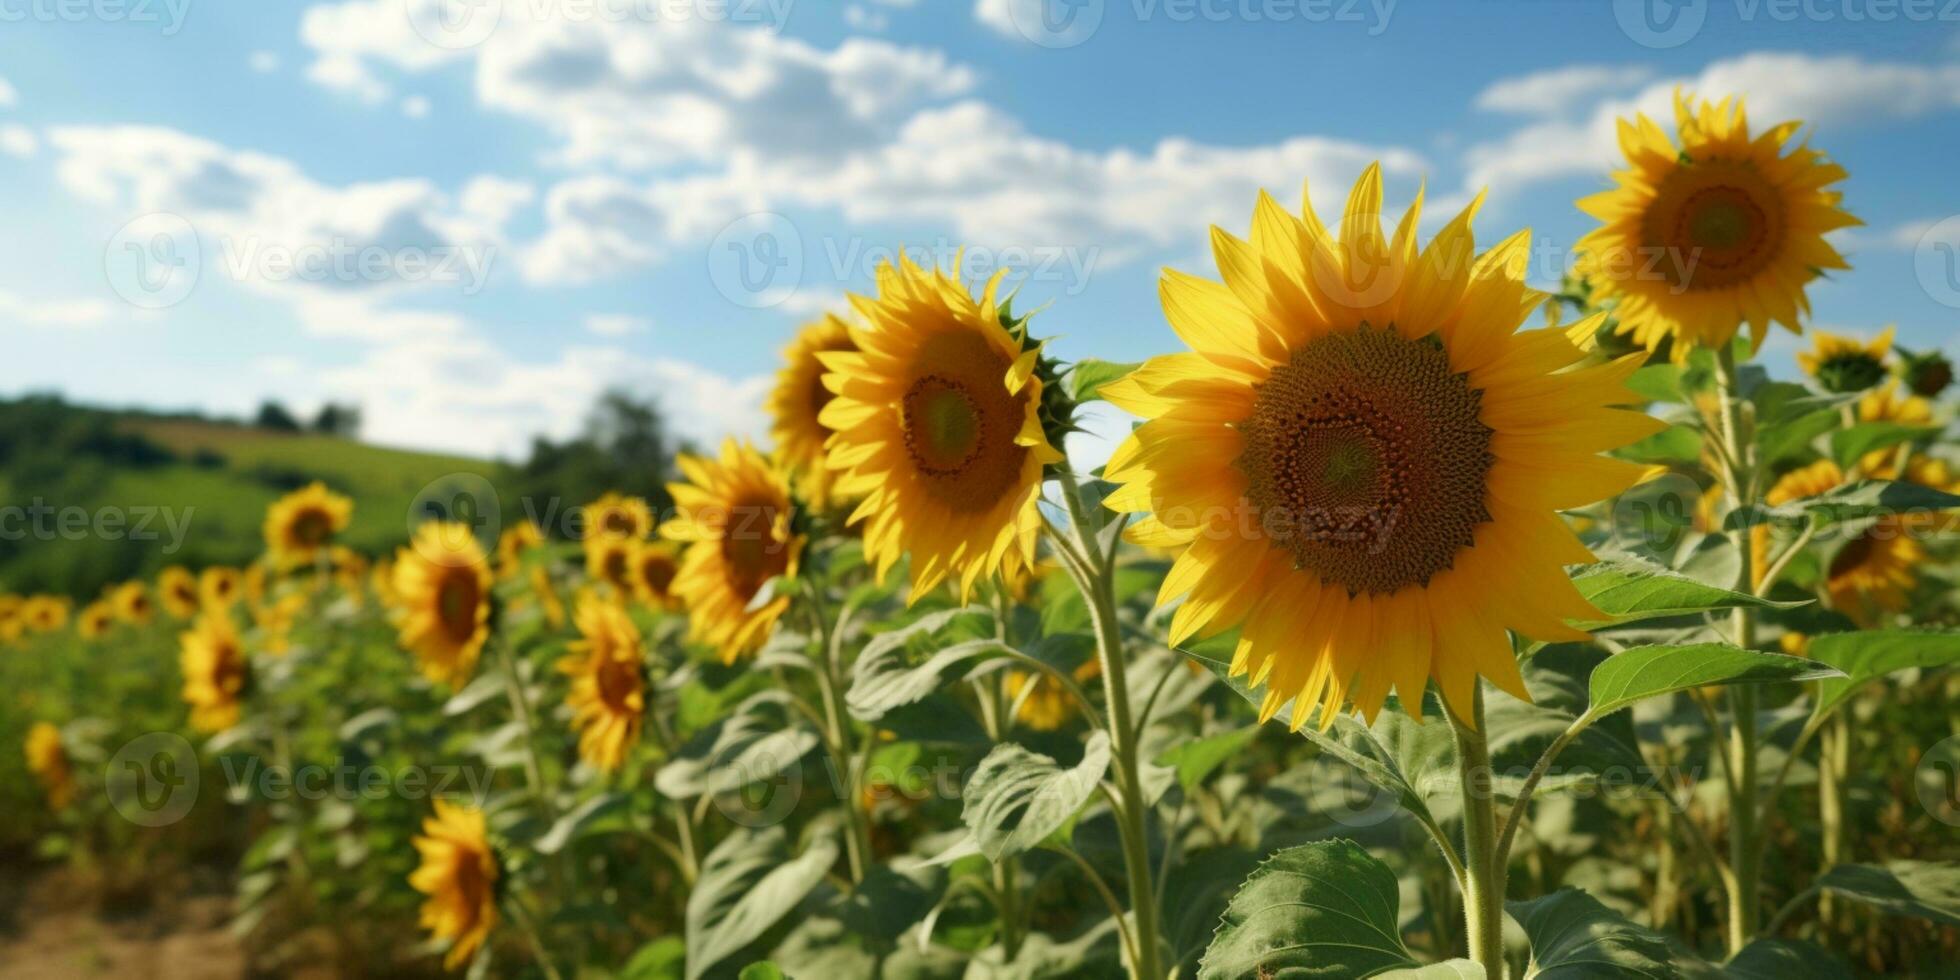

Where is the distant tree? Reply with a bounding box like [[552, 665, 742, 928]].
[[255, 400, 301, 432], [312, 402, 363, 438], [498, 388, 677, 533]]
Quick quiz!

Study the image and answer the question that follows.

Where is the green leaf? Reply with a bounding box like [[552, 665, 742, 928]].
[[443, 674, 506, 716], [656, 691, 819, 800], [336, 707, 396, 742], [1727, 479, 1960, 531], [1070, 359, 1142, 403], [737, 964, 787, 980], [1626, 364, 1683, 404], [1568, 558, 1803, 630], [847, 638, 1015, 722], [1758, 409, 1840, 467], [1829, 422, 1942, 470], [962, 732, 1110, 861], [1804, 630, 1960, 721], [534, 792, 629, 855], [966, 918, 1123, 979], [1155, 726, 1259, 793], [1817, 861, 1960, 926], [1722, 939, 1851, 980], [1614, 424, 1702, 465], [1586, 644, 1840, 717], [1379, 964, 1488, 979], [617, 936, 687, 980], [1197, 839, 1420, 980], [1507, 889, 1673, 978], [685, 826, 840, 980]]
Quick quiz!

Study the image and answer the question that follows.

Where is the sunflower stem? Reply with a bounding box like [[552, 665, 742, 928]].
[[1055, 464, 1165, 980], [1449, 684, 1507, 980], [803, 583, 872, 884], [1714, 344, 1763, 956]]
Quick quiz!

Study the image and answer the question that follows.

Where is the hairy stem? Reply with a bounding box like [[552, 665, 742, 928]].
[[1450, 685, 1506, 980]]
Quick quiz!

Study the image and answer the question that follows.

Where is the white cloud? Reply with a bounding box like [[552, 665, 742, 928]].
[[1462, 52, 1960, 204], [584, 313, 649, 336], [1474, 65, 1652, 116], [0, 124, 37, 158], [249, 50, 281, 73], [0, 76, 16, 108], [974, 0, 1031, 38], [0, 288, 116, 328], [844, 5, 889, 30], [401, 95, 431, 118]]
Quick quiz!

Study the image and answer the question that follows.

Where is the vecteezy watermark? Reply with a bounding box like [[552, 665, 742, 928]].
[[105, 212, 201, 310], [1917, 734, 1960, 827], [0, 500, 195, 554], [406, 0, 795, 49], [108, 733, 200, 828], [409, 474, 504, 563], [218, 757, 496, 807], [1000, 0, 1393, 47], [1615, 0, 1960, 48], [709, 212, 805, 309], [0, 0, 190, 34], [1914, 215, 1960, 310], [218, 236, 497, 296]]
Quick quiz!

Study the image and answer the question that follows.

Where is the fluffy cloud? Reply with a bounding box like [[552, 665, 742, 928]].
[[0, 288, 115, 328], [1474, 64, 1652, 116]]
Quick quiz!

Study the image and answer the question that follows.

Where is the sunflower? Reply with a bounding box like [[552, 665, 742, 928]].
[[1104, 167, 1660, 726], [254, 591, 310, 656], [21, 595, 69, 633], [331, 546, 369, 601], [25, 722, 73, 811], [770, 313, 860, 509], [660, 439, 803, 664], [584, 535, 636, 598], [371, 557, 400, 610], [496, 520, 545, 580], [630, 540, 681, 610], [200, 566, 242, 609], [583, 492, 653, 541], [77, 601, 113, 639], [557, 595, 646, 773], [110, 581, 153, 625], [263, 482, 353, 568], [1007, 658, 1102, 732], [1797, 325, 1893, 393], [410, 800, 499, 971], [1855, 381, 1935, 478], [1753, 458, 1945, 625], [157, 566, 200, 618], [392, 522, 493, 688], [1576, 93, 1857, 358], [819, 255, 1063, 601], [1898, 346, 1954, 399], [180, 611, 249, 732]]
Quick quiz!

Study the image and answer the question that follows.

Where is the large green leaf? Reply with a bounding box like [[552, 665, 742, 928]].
[[1198, 839, 1420, 980], [1816, 861, 1960, 926], [685, 827, 840, 980], [1829, 422, 1942, 470], [1070, 358, 1143, 403], [847, 637, 1015, 722], [961, 731, 1110, 861], [1803, 630, 1960, 721], [1758, 408, 1840, 468], [1378, 964, 1487, 979], [1568, 558, 1802, 630], [1507, 889, 1673, 978], [655, 691, 819, 799], [1727, 480, 1960, 530], [1156, 726, 1260, 793], [534, 792, 629, 854], [1586, 644, 1837, 718], [1721, 939, 1851, 980], [1614, 424, 1702, 465], [966, 918, 1123, 979]]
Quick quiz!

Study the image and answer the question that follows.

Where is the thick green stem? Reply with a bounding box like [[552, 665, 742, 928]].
[[1450, 686, 1506, 980], [1714, 345, 1762, 956], [1056, 466, 1164, 980], [1815, 713, 1848, 929]]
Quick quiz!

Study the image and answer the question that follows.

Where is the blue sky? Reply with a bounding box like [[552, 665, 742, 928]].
[[2, 0, 1957, 461]]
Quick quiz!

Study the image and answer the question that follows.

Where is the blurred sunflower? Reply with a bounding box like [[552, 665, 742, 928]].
[[630, 540, 681, 610], [180, 611, 249, 732], [158, 566, 200, 619], [1854, 381, 1935, 478], [244, 563, 269, 608], [770, 313, 859, 509], [1797, 325, 1893, 393], [254, 591, 309, 656], [21, 595, 69, 633], [1753, 457, 1951, 625], [392, 522, 493, 688], [819, 255, 1062, 601], [584, 492, 653, 541], [1104, 166, 1660, 725], [558, 595, 646, 773], [76, 601, 113, 639], [370, 557, 399, 610], [1576, 93, 1856, 357], [496, 520, 545, 580], [25, 722, 73, 810], [584, 535, 636, 598], [529, 566, 566, 628], [331, 547, 369, 601], [409, 800, 499, 971], [263, 482, 353, 568], [200, 566, 242, 609], [110, 581, 153, 625], [660, 440, 803, 664], [1007, 658, 1101, 732]]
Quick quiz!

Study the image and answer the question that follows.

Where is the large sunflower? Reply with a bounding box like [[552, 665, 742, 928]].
[[583, 492, 653, 541], [819, 255, 1063, 600], [660, 440, 803, 664], [180, 611, 250, 732], [1104, 166, 1659, 725], [770, 313, 859, 509], [392, 523, 493, 688], [410, 800, 499, 971], [1797, 325, 1893, 393], [25, 722, 73, 811], [630, 540, 681, 610], [1576, 93, 1857, 357], [263, 482, 353, 568], [557, 595, 646, 773], [158, 566, 200, 619]]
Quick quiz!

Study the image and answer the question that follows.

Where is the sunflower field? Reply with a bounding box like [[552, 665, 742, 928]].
[[6, 94, 1960, 980]]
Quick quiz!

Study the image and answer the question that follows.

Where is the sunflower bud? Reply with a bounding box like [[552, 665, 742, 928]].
[[1898, 346, 1953, 399]]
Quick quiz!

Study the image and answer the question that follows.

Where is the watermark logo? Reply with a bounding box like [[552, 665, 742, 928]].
[[1918, 734, 1960, 827], [1009, 0, 1105, 48], [107, 732, 200, 828], [0, 0, 190, 33], [1613, 0, 1707, 47], [410, 473, 503, 563], [1914, 215, 1960, 310], [708, 750, 804, 828], [709, 212, 804, 309], [408, 0, 505, 49], [105, 212, 200, 310]]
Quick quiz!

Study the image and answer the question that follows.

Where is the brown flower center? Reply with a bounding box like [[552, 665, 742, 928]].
[[899, 329, 1029, 514], [1237, 326, 1494, 596], [1643, 162, 1785, 292], [719, 497, 791, 600], [435, 568, 481, 644], [292, 508, 334, 547]]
